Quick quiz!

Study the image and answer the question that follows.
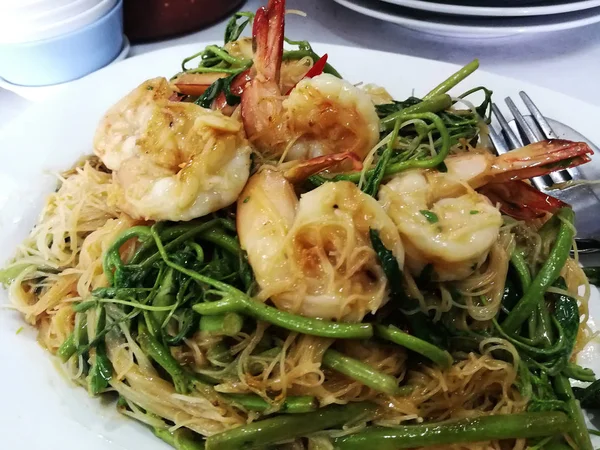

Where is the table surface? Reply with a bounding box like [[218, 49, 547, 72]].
[[2, 0, 600, 132]]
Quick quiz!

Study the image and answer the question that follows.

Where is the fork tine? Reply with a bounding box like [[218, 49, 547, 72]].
[[519, 91, 558, 139], [488, 124, 509, 155], [492, 102, 550, 190], [492, 103, 522, 150], [518, 92, 572, 183], [505, 96, 544, 144]]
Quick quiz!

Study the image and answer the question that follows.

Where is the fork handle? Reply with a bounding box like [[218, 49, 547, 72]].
[[574, 238, 600, 254]]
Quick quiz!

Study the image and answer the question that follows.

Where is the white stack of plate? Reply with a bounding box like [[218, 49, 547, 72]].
[[333, 0, 600, 38]]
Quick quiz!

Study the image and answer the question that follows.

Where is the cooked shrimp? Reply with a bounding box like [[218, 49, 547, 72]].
[[237, 161, 404, 322], [362, 84, 394, 105], [93, 77, 252, 221], [380, 173, 502, 281], [379, 140, 593, 281], [241, 0, 379, 161]]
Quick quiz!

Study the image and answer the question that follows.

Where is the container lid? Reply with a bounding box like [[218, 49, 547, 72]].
[[0, 0, 116, 44]]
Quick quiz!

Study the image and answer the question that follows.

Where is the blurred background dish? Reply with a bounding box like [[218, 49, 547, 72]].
[[0, 0, 76, 18], [0, 0, 124, 86], [379, 0, 600, 16], [24, 0, 105, 26], [0, 0, 117, 43], [1, 0, 87, 19], [333, 0, 600, 37], [421, 0, 590, 5], [123, 0, 245, 42]]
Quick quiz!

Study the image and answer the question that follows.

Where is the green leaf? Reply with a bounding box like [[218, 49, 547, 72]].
[[362, 116, 402, 197], [574, 379, 600, 409], [416, 264, 434, 285], [458, 86, 493, 123], [375, 97, 422, 118], [222, 73, 242, 106], [501, 276, 521, 313], [583, 267, 600, 285], [370, 230, 449, 348], [224, 12, 255, 43], [194, 70, 244, 109], [369, 229, 405, 302], [552, 277, 579, 360], [195, 78, 225, 108], [164, 309, 198, 346]]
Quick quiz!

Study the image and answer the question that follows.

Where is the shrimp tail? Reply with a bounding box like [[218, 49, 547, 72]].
[[283, 152, 363, 183], [253, 0, 285, 83], [489, 139, 593, 183], [479, 180, 568, 220], [241, 0, 286, 148]]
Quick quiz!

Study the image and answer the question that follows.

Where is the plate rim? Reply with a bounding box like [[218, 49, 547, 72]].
[[1, 40, 600, 450]]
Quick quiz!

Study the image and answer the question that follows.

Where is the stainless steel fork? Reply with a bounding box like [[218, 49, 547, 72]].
[[490, 92, 600, 253]]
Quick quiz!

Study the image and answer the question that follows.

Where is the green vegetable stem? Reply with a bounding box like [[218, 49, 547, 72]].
[[502, 208, 575, 335], [199, 313, 244, 337], [138, 321, 191, 394], [380, 96, 452, 130], [153, 427, 206, 450], [192, 297, 372, 339], [553, 375, 593, 450], [88, 306, 113, 395], [205, 402, 376, 450], [322, 349, 412, 396], [57, 333, 76, 363], [375, 324, 453, 368], [223, 394, 317, 414], [423, 59, 479, 100], [333, 411, 570, 450], [142, 223, 372, 340]]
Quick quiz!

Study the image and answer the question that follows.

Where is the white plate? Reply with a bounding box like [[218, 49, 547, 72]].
[[334, 0, 600, 37], [377, 0, 600, 17], [1, 43, 599, 450]]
